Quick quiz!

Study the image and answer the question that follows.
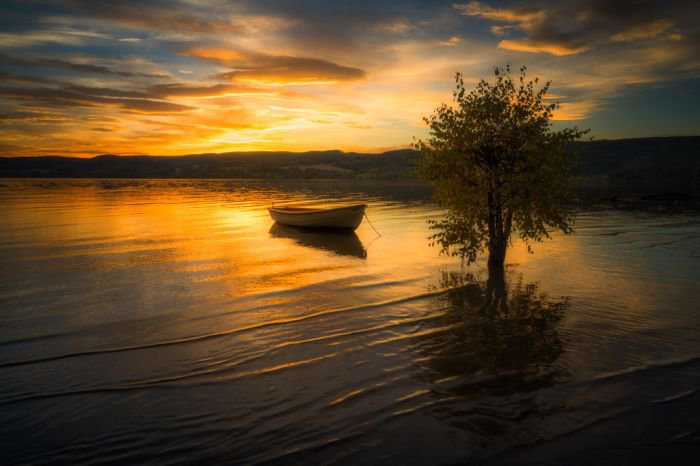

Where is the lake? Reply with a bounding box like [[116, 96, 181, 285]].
[[1, 179, 699, 465]]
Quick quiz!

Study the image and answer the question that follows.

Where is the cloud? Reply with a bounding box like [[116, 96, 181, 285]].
[[610, 19, 676, 42], [375, 19, 414, 34], [147, 83, 267, 98], [228, 15, 298, 34], [439, 36, 462, 46], [453, 1, 589, 56], [453, 2, 545, 25], [51, 0, 242, 33], [345, 122, 373, 129], [184, 48, 367, 84], [576, 0, 662, 26], [62, 85, 150, 99], [551, 100, 600, 120], [183, 48, 248, 61], [0, 109, 69, 123], [0, 86, 195, 114], [0, 54, 163, 78], [114, 99, 194, 113], [0, 28, 111, 47], [498, 39, 589, 56], [489, 25, 511, 36], [219, 58, 367, 85], [0, 71, 49, 85]]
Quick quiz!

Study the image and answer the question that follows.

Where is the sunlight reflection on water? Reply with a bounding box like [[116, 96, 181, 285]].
[[0, 179, 698, 464]]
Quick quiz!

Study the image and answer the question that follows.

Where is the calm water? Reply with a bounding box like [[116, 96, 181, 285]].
[[1, 179, 699, 465]]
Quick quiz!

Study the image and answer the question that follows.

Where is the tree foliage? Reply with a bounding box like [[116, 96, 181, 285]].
[[415, 65, 588, 266]]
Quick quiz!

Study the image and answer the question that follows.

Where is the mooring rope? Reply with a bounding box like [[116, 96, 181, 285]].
[[363, 211, 382, 237]]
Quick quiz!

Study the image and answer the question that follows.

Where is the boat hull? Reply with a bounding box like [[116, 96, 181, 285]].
[[268, 204, 366, 230]]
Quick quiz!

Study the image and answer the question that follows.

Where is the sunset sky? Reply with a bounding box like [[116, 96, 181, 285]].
[[1, 0, 698, 156]]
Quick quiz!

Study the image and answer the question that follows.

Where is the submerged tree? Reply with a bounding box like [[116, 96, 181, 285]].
[[416, 65, 588, 268]]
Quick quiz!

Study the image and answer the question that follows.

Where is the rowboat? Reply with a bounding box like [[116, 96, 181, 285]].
[[268, 204, 367, 230]]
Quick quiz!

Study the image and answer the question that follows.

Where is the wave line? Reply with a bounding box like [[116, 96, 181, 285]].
[[0, 287, 453, 369]]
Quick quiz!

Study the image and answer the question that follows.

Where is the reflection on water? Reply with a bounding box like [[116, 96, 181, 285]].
[[269, 223, 367, 259], [0, 179, 699, 464], [420, 269, 569, 398]]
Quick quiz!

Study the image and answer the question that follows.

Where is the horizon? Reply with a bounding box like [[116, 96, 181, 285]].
[[1, 1, 699, 157], [2, 134, 699, 159]]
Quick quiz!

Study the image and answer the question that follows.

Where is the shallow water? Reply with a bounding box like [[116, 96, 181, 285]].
[[0, 179, 699, 464]]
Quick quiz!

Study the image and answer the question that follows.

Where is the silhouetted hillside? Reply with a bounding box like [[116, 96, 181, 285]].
[[0, 149, 418, 180], [1, 138, 698, 190], [570, 137, 700, 185]]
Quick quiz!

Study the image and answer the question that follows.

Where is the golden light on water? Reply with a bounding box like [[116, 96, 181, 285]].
[[3, 178, 700, 464]]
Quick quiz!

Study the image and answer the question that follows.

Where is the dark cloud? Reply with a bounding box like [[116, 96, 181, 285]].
[[65, 82, 272, 100], [147, 83, 263, 98], [219, 63, 366, 83], [62, 85, 151, 99], [0, 142, 28, 154], [0, 70, 50, 85], [0, 109, 67, 122], [576, 0, 699, 44], [91, 97, 194, 113], [0, 86, 195, 113], [454, 0, 700, 56], [578, 0, 664, 25], [526, 15, 588, 48], [0, 54, 163, 78], [44, 0, 243, 33], [453, 1, 589, 55]]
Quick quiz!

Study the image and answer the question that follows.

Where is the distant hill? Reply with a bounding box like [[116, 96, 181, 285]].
[[0, 149, 418, 180], [1, 137, 699, 190], [570, 136, 700, 184]]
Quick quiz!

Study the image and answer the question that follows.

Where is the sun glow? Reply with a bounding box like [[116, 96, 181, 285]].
[[1, 1, 697, 156]]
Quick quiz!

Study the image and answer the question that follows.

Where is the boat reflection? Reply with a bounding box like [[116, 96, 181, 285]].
[[419, 267, 570, 398], [269, 223, 367, 259]]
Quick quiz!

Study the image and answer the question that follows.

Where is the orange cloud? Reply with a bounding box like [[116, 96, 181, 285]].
[[551, 101, 599, 120], [498, 39, 589, 56], [183, 48, 247, 61], [183, 47, 367, 85], [453, 1, 545, 26]]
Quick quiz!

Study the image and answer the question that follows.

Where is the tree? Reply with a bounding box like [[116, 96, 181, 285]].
[[415, 65, 588, 269]]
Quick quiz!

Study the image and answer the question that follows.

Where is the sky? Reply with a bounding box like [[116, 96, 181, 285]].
[[0, 0, 699, 156]]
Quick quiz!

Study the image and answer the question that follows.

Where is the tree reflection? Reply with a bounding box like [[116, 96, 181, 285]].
[[420, 266, 570, 397]]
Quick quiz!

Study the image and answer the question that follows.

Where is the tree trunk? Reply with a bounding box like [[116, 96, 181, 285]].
[[487, 202, 510, 268], [484, 259, 507, 312], [487, 175, 511, 268], [488, 238, 507, 268]]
